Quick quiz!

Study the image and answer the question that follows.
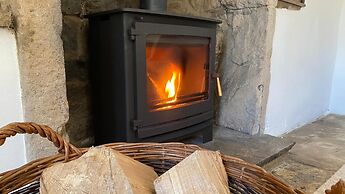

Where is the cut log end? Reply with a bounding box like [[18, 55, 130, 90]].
[[154, 150, 230, 194], [40, 147, 158, 194]]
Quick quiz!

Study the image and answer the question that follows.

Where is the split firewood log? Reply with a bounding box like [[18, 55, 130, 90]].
[[40, 147, 158, 194], [154, 150, 230, 194], [326, 179, 345, 194]]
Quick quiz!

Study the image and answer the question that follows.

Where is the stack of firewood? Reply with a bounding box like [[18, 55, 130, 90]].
[[40, 147, 231, 194]]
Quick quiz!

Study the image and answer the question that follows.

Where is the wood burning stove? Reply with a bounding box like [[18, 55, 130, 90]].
[[88, 7, 219, 145]]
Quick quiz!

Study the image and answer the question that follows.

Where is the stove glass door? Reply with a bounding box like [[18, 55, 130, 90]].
[[146, 35, 210, 112]]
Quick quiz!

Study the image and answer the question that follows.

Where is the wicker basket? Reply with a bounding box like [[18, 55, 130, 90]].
[[0, 122, 303, 194]]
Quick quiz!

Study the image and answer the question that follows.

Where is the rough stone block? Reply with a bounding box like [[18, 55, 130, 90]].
[[217, 5, 276, 135], [0, 3, 12, 28], [61, 0, 82, 15], [168, 0, 220, 17], [8, 0, 70, 160], [220, 0, 277, 9], [277, 1, 302, 10], [65, 60, 94, 147], [62, 15, 88, 62], [40, 147, 158, 194], [82, 0, 138, 15], [154, 150, 230, 194]]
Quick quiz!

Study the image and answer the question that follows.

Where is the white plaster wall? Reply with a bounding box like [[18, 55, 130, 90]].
[[265, 0, 344, 136], [0, 28, 26, 172], [330, 2, 345, 115]]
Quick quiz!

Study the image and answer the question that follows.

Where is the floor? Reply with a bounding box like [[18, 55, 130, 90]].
[[263, 114, 345, 193], [186, 114, 345, 194]]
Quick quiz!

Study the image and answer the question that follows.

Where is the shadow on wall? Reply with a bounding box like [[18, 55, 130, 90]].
[[330, 2, 345, 115]]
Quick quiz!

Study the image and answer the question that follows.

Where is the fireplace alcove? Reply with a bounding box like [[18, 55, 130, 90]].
[[87, 9, 219, 144], [0, 0, 277, 159]]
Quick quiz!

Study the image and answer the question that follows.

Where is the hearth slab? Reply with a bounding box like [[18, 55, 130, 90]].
[[184, 125, 295, 166]]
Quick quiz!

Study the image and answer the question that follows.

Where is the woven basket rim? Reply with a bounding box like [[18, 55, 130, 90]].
[[0, 122, 303, 194]]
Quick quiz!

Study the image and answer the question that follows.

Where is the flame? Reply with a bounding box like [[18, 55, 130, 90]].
[[165, 71, 181, 102]]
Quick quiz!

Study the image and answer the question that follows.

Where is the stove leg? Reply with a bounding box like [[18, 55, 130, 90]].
[[202, 128, 213, 143]]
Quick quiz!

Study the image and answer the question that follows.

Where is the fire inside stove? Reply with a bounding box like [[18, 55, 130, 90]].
[[165, 69, 181, 102], [146, 35, 210, 111]]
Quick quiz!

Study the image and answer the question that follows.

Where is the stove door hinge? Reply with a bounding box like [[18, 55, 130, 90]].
[[132, 119, 144, 130], [128, 29, 136, 41]]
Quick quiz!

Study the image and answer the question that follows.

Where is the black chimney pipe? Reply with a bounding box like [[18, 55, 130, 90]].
[[140, 0, 167, 11]]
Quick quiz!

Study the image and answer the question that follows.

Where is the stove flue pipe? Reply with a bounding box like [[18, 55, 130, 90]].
[[140, 0, 167, 12]]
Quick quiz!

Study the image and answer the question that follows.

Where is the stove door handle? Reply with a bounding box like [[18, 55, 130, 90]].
[[216, 76, 222, 97], [212, 73, 222, 97]]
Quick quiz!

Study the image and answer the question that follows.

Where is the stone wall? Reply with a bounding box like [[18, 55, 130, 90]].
[[0, 3, 12, 28], [61, 0, 277, 146], [62, 9, 93, 147], [0, 0, 276, 159], [1, 0, 69, 160], [61, 0, 139, 147]]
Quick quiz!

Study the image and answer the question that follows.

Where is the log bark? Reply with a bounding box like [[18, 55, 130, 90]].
[[326, 180, 345, 194]]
